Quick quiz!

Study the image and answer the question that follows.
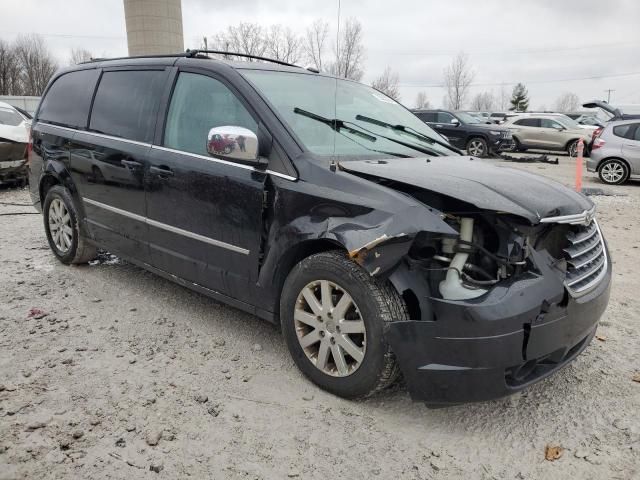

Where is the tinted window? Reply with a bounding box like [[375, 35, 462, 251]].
[[0, 107, 23, 126], [514, 118, 538, 127], [38, 69, 100, 128], [90, 70, 166, 143], [437, 112, 455, 123], [416, 112, 436, 122], [164, 72, 257, 156], [613, 124, 634, 139], [633, 125, 640, 141]]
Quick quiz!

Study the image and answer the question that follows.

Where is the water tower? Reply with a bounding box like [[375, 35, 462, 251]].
[[123, 0, 184, 55]]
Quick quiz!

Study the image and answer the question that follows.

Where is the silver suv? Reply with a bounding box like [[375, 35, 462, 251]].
[[587, 120, 640, 184], [502, 114, 593, 156]]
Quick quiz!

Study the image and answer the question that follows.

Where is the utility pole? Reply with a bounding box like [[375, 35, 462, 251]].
[[604, 89, 615, 103]]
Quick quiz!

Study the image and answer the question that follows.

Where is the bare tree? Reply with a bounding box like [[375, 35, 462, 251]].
[[470, 91, 495, 111], [554, 92, 580, 112], [212, 23, 267, 60], [304, 19, 329, 71], [443, 52, 474, 110], [0, 39, 21, 95], [414, 91, 430, 109], [68, 48, 93, 65], [329, 18, 365, 81], [371, 67, 400, 101], [13, 34, 58, 96], [265, 25, 302, 64]]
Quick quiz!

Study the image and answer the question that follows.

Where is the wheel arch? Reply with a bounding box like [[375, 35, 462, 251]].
[[268, 238, 347, 322]]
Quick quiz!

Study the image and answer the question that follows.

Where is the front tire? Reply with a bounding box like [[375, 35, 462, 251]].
[[43, 185, 97, 264], [280, 251, 408, 399], [466, 137, 488, 157], [598, 158, 629, 185]]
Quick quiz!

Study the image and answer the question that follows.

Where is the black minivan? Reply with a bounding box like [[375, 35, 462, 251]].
[[29, 52, 611, 405]]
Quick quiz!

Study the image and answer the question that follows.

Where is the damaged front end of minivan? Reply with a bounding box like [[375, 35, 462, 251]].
[[334, 157, 611, 405]]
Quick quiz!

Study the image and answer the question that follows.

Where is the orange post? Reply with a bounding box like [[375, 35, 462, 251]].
[[575, 138, 584, 192]]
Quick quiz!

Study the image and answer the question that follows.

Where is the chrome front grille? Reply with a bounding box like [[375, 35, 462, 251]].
[[564, 220, 607, 294]]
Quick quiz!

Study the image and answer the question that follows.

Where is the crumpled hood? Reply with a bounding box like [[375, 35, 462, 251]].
[[340, 156, 593, 223]]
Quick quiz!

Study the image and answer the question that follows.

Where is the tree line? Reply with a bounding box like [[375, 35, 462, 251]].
[[0, 30, 585, 114]]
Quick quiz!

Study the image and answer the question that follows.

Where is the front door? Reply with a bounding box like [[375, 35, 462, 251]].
[[435, 112, 465, 148], [145, 70, 266, 303], [70, 68, 169, 262]]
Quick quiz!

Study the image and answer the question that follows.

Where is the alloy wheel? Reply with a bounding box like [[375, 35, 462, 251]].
[[601, 162, 625, 183], [294, 280, 366, 377], [48, 198, 73, 253], [468, 140, 486, 156]]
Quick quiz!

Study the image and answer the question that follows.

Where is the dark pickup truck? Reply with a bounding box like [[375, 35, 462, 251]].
[[413, 109, 514, 157]]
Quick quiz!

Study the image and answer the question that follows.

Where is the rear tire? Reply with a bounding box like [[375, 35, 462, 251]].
[[598, 158, 629, 185], [280, 251, 407, 399], [466, 137, 489, 157], [43, 185, 97, 264], [567, 140, 581, 157]]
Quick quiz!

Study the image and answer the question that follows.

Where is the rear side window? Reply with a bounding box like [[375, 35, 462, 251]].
[[633, 125, 640, 141], [514, 118, 538, 127], [541, 118, 562, 129], [164, 72, 257, 156], [90, 70, 166, 143], [613, 124, 636, 139], [37, 69, 100, 128], [0, 107, 23, 126]]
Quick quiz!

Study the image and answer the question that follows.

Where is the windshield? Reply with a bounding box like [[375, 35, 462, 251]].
[[241, 69, 456, 158], [456, 112, 483, 124]]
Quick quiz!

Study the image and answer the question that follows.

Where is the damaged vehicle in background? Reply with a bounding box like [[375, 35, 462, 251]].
[[29, 52, 611, 405], [0, 101, 30, 185]]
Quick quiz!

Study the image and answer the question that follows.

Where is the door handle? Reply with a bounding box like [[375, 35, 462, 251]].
[[121, 159, 142, 168], [150, 165, 174, 177]]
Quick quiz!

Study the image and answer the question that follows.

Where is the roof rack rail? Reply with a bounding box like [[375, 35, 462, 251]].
[[81, 53, 190, 64], [185, 49, 300, 68]]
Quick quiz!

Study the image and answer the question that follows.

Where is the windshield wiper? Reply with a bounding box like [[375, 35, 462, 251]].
[[355, 114, 462, 155], [294, 107, 445, 157], [294, 108, 376, 142], [293, 108, 410, 158]]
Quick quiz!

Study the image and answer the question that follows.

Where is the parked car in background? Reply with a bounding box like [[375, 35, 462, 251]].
[[583, 100, 640, 121], [587, 120, 640, 184], [502, 114, 593, 156], [0, 101, 30, 184], [574, 114, 605, 128], [489, 112, 508, 124], [413, 109, 513, 157]]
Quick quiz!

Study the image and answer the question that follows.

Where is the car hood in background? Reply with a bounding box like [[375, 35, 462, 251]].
[[0, 122, 29, 144], [340, 156, 593, 223]]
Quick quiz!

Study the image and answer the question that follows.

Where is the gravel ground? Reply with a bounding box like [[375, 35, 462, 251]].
[[1, 154, 639, 480]]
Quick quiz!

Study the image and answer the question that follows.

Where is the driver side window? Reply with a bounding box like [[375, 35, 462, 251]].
[[438, 112, 455, 123], [164, 72, 257, 156]]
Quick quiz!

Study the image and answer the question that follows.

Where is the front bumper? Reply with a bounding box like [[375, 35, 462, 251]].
[[491, 137, 515, 152], [388, 247, 612, 406], [0, 141, 28, 182]]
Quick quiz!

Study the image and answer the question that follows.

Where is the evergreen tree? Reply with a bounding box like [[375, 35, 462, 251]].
[[509, 83, 529, 112]]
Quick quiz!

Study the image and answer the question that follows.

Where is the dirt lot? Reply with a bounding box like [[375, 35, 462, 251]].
[[1, 154, 639, 480]]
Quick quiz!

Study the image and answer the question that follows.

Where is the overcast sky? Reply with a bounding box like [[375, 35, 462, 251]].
[[2, 0, 639, 109]]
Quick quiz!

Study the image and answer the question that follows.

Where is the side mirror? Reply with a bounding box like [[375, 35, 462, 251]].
[[207, 126, 261, 165], [450, 118, 460, 126]]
